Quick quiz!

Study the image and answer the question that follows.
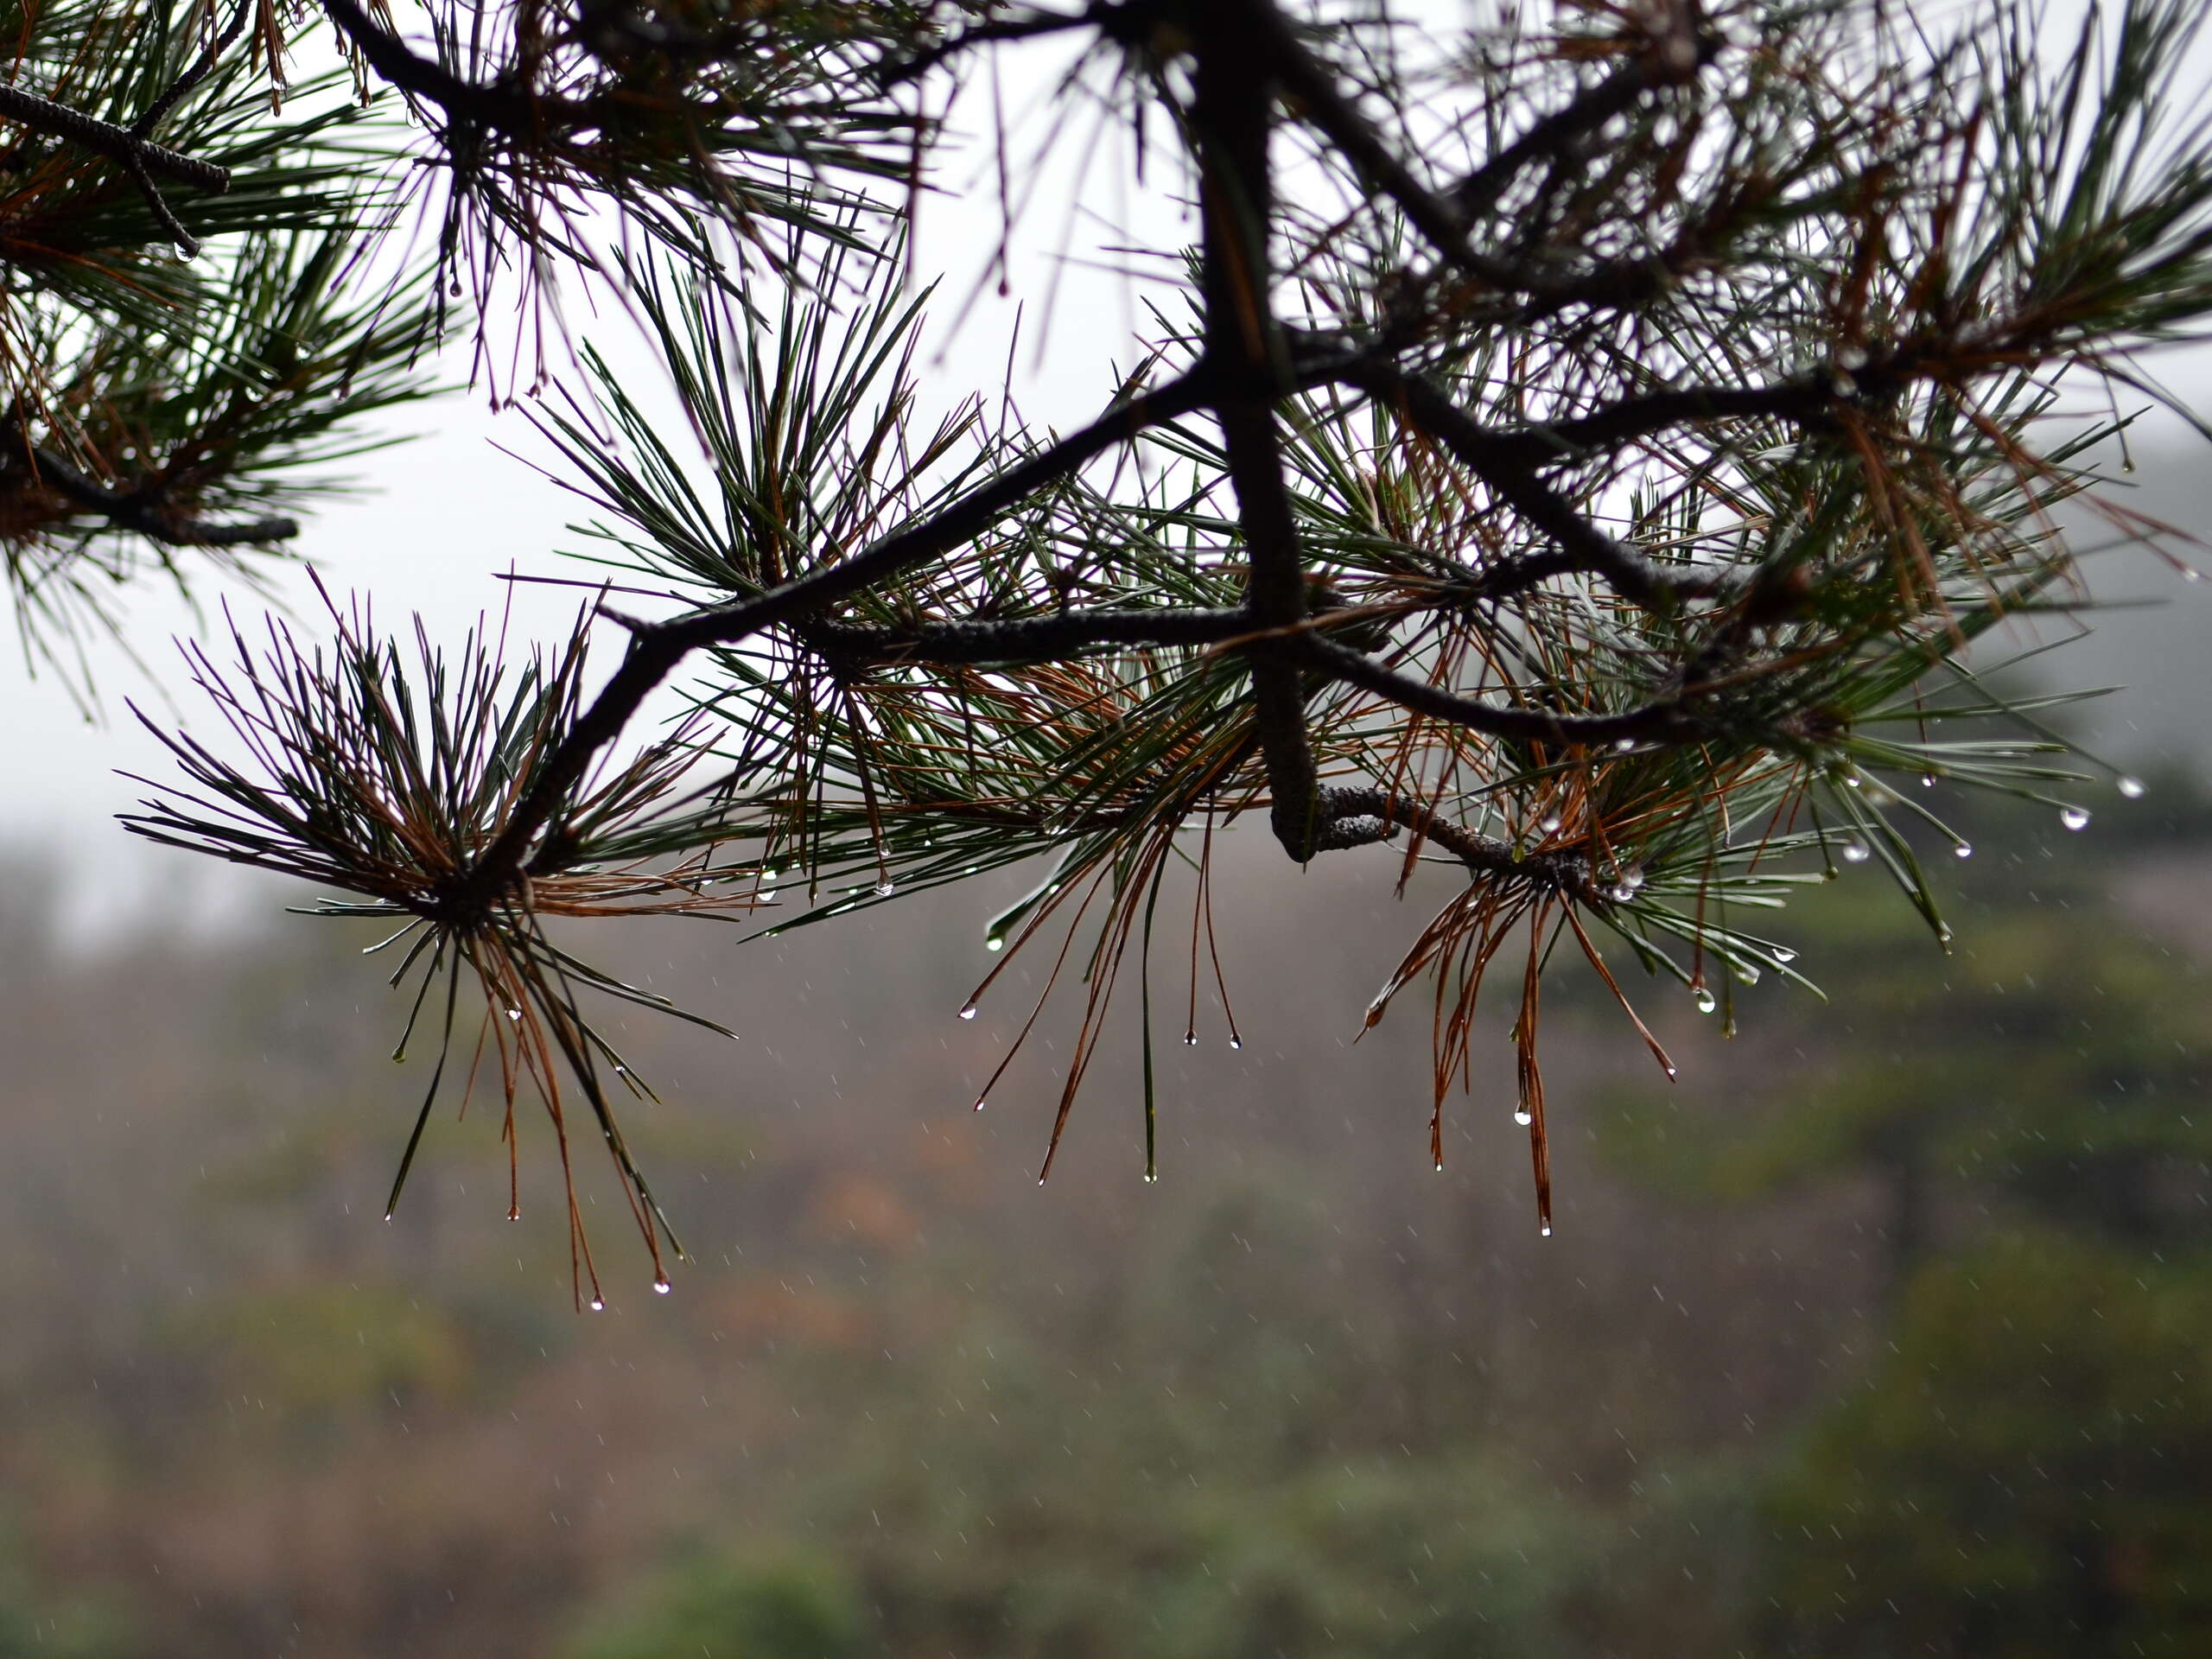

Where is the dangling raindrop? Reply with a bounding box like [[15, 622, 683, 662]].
[[652, 1277, 671, 1296], [1694, 986, 1718, 1014], [985, 938, 1004, 952], [972, 1098, 987, 1112], [2059, 805, 2092, 832], [957, 1004, 978, 1021], [1182, 1033, 1198, 1047], [1227, 1039, 1242, 1051], [1613, 738, 1637, 753], [1921, 773, 1937, 787], [1733, 963, 1760, 987], [1539, 1224, 1553, 1238], [1539, 814, 1562, 835], [1142, 1172, 1158, 1185], [1953, 842, 1973, 860], [2117, 776, 2146, 799], [1513, 1108, 1534, 1127], [873, 879, 896, 897], [1840, 840, 1872, 863], [505, 1007, 522, 1021], [1771, 946, 1798, 964], [1433, 1160, 1445, 1173], [1842, 770, 1862, 788], [588, 1297, 605, 1312], [1609, 882, 1637, 902]]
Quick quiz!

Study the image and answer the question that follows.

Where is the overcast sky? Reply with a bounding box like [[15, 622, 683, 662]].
[[3, 1, 2209, 938]]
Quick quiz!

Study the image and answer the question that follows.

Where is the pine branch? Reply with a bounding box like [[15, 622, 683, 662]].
[[804, 605, 1253, 667], [3, 442, 298, 549], [442, 361, 1226, 919]]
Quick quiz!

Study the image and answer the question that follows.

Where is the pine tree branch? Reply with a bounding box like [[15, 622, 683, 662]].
[[1250, 0, 1713, 303], [805, 605, 1254, 667], [436, 363, 1225, 920], [6, 443, 298, 548], [1293, 633, 1694, 747], [1338, 356, 1751, 608], [874, 6, 1096, 87], [1193, 0, 1323, 863], [1450, 54, 1666, 219], [0, 83, 229, 193], [1314, 784, 1599, 896]]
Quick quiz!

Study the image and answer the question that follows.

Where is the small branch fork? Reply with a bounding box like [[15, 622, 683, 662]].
[[0, 1, 248, 257], [416, 0, 1878, 915]]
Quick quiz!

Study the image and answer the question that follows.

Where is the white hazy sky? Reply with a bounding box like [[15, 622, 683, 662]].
[[3, 0, 2209, 938]]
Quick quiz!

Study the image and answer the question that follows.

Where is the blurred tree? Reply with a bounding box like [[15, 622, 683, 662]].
[[11, 0, 2210, 1288], [1761, 1230, 2212, 1657], [1599, 798, 2212, 1294]]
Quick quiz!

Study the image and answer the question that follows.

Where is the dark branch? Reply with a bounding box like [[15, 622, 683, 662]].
[[807, 606, 1252, 667], [1314, 785, 1600, 897], [441, 365, 1223, 918], [1339, 357, 1748, 609], [10, 445, 297, 548], [0, 83, 228, 193], [874, 6, 1095, 87], [1294, 634, 1694, 747], [1194, 0, 1320, 862], [1451, 56, 1664, 220]]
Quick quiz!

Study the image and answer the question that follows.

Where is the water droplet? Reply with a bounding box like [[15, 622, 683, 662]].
[[1227, 1039, 1242, 1051], [1953, 842, 1973, 859], [505, 1007, 522, 1021], [613, 1064, 627, 1076], [652, 1278, 671, 1295], [1513, 1108, 1534, 1127], [1142, 1172, 1157, 1185], [1613, 738, 1637, 753], [1663, 1064, 1679, 1080], [985, 938, 1004, 952], [1182, 1033, 1198, 1047], [1609, 883, 1637, 902], [588, 1297, 605, 1312], [1842, 770, 1862, 788], [958, 1004, 978, 1021], [1733, 963, 1760, 986], [972, 1098, 986, 1112], [1920, 773, 1937, 788], [2117, 776, 2146, 799], [1694, 986, 1718, 1014], [1433, 1160, 1445, 1173], [507, 1210, 521, 1222], [1539, 814, 1562, 835], [1840, 840, 1872, 863], [1770, 946, 1797, 963], [873, 879, 896, 897], [1539, 1223, 1553, 1238], [2183, 565, 2206, 582], [2059, 805, 2091, 831]]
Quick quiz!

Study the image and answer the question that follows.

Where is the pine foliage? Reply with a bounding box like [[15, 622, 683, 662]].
[[2, 0, 2195, 1297]]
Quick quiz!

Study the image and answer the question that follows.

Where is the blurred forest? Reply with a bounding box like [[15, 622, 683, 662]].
[[0, 767, 2207, 1657]]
